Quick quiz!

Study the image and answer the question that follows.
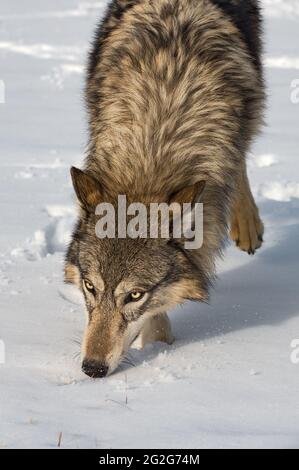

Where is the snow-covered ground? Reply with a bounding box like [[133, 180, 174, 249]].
[[0, 0, 299, 449]]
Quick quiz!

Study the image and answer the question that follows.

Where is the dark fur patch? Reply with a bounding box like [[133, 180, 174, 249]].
[[209, 0, 263, 71]]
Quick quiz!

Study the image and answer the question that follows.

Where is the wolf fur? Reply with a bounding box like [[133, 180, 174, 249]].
[[66, 0, 265, 377]]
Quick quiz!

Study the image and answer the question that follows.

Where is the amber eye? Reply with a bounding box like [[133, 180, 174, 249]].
[[126, 291, 145, 304], [83, 280, 95, 294]]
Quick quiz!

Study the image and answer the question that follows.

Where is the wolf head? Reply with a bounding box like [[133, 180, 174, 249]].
[[65, 167, 208, 377]]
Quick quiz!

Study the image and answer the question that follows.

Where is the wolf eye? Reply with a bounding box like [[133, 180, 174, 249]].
[[83, 279, 95, 294], [125, 291, 145, 304]]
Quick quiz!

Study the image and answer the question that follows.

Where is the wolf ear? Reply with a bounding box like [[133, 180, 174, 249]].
[[167, 181, 206, 242], [169, 181, 206, 205], [70, 167, 103, 212]]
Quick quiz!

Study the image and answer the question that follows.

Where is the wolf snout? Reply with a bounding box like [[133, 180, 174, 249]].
[[82, 359, 108, 378]]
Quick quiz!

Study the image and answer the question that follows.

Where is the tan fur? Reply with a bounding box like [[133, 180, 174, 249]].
[[64, 263, 80, 285], [82, 308, 123, 362], [230, 163, 264, 254], [133, 313, 175, 349]]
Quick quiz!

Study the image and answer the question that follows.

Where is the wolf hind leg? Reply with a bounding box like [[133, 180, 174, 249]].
[[132, 313, 175, 349], [230, 162, 264, 255]]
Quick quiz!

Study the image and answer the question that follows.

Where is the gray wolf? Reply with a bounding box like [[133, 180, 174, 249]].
[[65, 0, 265, 378]]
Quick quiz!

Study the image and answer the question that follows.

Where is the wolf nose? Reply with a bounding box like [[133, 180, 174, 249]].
[[82, 360, 108, 378]]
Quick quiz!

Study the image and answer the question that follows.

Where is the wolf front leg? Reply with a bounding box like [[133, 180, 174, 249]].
[[230, 161, 264, 255], [132, 313, 175, 349]]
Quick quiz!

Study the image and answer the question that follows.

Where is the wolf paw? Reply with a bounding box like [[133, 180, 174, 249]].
[[133, 313, 175, 348], [230, 200, 264, 255]]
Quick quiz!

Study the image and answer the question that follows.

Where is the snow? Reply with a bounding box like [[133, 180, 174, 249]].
[[260, 181, 299, 202], [265, 56, 299, 70], [0, 0, 299, 449]]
